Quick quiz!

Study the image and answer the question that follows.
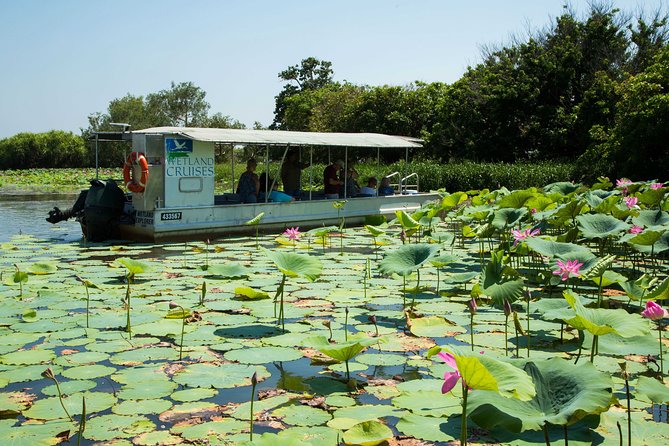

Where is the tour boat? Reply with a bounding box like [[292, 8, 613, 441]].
[[76, 127, 442, 241]]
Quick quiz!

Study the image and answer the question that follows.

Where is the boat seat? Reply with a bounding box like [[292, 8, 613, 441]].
[[215, 193, 241, 205]]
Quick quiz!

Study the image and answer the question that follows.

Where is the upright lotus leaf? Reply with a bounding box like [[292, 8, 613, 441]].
[[468, 357, 613, 432], [637, 188, 667, 207], [583, 255, 616, 280], [428, 346, 534, 400], [576, 214, 629, 240], [645, 276, 669, 301], [364, 225, 386, 238], [491, 208, 528, 230], [550, 200, 587, 227], [27, 262, 57, 275], [627, 230, 669, 255], [593, 196, 621, 214], [562, 290, 649, 338], [627, 229, 665, 247], [234, 286, 270, 300], [342, 420, 393, 446], [378, 243, 440, 277], [497, 189, 537, 209], [525, 237, 594, 260], [525, 195, 554, 212], [632, 209, 669, 228], [462, 204, 494, 222], [543, 182, 581, 195], [395, 210, 421, 231], [619, 274, 658, 301], [441, 191, 468, 210], [263, 249, 322, 281], [479, 250, 524, 304], [245, 212, 265, 226], [115, 257, 150, 280], [206, 263, 248, 278], [305, 334, 378, 363], [430, 253, 460, 268]]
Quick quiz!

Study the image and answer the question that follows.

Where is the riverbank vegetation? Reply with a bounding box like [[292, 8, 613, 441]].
[[1, 4, 667, 186]]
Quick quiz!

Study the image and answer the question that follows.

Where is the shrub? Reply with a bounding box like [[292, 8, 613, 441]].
[[0, 131, 88, 169]]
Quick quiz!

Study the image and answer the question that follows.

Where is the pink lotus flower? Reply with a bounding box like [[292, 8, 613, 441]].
[[641, 301, 668, 321], [629, 225, 644, 234], [511, 228, 540, 246], [624, 196, 638, 209], [650, 183, 664, 190], [616, 178, 633, 187], [437, 351, 462, 393], [552, 259, 583, 281], [468, 298, 477, 315], [283, 227, 301, 241]]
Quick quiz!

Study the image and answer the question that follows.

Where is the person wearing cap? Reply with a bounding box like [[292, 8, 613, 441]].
[[324, 159, 344, 199]]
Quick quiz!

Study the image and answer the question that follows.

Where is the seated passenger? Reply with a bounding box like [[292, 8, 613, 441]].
[[359, 177, 378, 196], [324, 160, 344, 199], [345, 167, 361, 198], [259, 173, 295, 203], [236, 158, 259, 203], [378, 176, 394, 196], [281, 150, 309, 198]]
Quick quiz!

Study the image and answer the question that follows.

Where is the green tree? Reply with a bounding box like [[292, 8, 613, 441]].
[[146, 81, 210, 127], [0, 131, 87, 169], [272, 57, 334, 129]]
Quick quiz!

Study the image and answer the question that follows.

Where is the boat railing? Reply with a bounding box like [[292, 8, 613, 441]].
[[385, 171, 402, 193], [401, 172, 419, 194]]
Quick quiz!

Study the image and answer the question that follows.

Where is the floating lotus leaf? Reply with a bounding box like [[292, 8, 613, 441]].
[[395, 412, 455, 443], [409, 316, 463, 337], [42, 379, 96, 397], [171, 387, 218, 402], [24, 391, 117, 420], [133, 430, 182, 445], [173, 362, 269, 389], [636, 376, 669, 404], [83, 413, 154, 441], [469, 357, 612, 432], [378, 243, 439, 277], [0, 349, 55, 365], [234, 286, 270, 300], [117, 380, 177, 400], [391, 390, 460, 418], [264, 249, 323, 281], [0, 419, 74, 445], [27, 262, 58, 275], [224, 346, 303, 364], [342, 420, 393, 446], [176, 417, 247, 441], [356, 353, 405, 366], [206, 263, 248, 278], [273, 404, 332, 426], [62, 364, 117, 380], [563, 290, 649, 337], [110, 347, 178, 365], [329, 404, 405, 430], [112, 398, 172, 415], [576, 213, 629, 239]]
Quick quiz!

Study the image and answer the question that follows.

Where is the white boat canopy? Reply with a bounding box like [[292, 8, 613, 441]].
[[133, 127, 423, 148]]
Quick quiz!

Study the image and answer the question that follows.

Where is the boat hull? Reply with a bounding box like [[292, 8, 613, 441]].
[[119, 193, 441, 242]]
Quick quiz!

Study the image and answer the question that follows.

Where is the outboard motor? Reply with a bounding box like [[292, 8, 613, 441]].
[[47, 180, 126, 241]]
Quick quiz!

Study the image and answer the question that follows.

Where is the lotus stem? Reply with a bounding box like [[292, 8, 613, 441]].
[[624, 370, 631, 446], [470, 313, 475, 351], [543, 421, 551, 446], [659, 323, 664, 376], [617, 421, 623, 446], [410, 269, 420, 310], [526, 291, 531, 358], [563, 425, 568, 446], [460, 380, 469, 446], [77, 396, 86, 446], [42, 368, 73, 422], [345, 359, 351, 381], [125, 282, 131, 339], [279, 274, 286, 331], [504, 314, 509, 356], [344, 306, 349, 342], [84, 283, 90, 328], [590, 335, 598, 363], [250, 371, 257, 441]]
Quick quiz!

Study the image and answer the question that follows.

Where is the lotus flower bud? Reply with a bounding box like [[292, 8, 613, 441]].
[[322, 320, 331, 328], [41, 367, 55, 380], [503, 298, 512, 317], [368, 315, 377, 325], [169, 301, 179, 309], [468, 298, 477, 315], [251, 371, 258, 386]]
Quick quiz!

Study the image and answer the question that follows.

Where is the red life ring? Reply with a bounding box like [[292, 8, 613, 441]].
[[123, 151, 149, 193]]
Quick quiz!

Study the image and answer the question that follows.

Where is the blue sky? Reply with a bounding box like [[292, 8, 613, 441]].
[[0, 0, 663, 138]]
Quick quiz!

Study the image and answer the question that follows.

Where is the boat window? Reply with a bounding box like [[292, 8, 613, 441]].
[[178, 177, 203, 193]]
